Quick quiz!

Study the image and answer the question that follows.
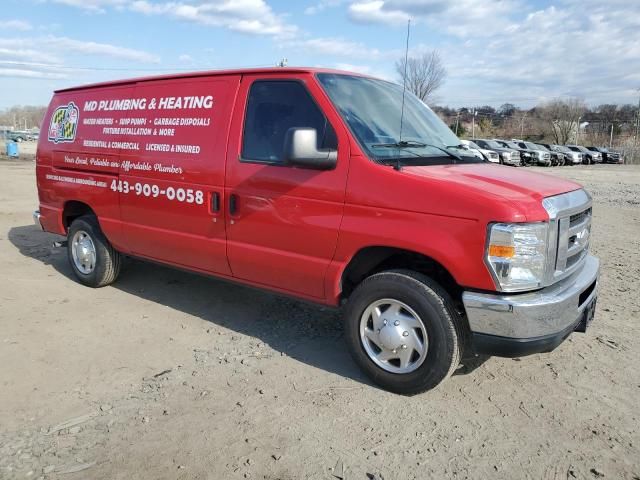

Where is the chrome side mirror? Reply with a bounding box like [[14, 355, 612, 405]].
[[283, 128, 337, 170]]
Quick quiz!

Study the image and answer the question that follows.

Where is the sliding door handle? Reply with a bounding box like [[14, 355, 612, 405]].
[[211, 192, 220, 212], [229, 194, 238, 215]]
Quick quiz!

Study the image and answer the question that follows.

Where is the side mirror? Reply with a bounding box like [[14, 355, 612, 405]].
[[283, 128, 337, 170]]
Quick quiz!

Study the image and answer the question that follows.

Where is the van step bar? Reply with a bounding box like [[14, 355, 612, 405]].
[[53, 240, 68, 248]]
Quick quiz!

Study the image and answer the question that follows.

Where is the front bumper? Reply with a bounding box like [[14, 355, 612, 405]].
[[33, 210, 44, 231], [503, 157, 521, 166], [462, 255, 599, 357]]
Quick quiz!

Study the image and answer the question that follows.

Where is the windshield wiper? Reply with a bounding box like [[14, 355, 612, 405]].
[[372, 140, 427, 148], [445, 144, 466, 151], [372, 141, 461, 170]]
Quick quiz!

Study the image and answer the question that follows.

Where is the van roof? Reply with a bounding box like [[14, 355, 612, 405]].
[[55, 66, 368, 93]]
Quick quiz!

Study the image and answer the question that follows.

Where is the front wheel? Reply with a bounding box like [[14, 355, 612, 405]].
[[343, 270, 463, 395], [67, 215, 121, 287]]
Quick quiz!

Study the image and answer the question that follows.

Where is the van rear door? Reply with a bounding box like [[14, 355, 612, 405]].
[[116, 76, 240, 275], [224, 73, 349, 300]]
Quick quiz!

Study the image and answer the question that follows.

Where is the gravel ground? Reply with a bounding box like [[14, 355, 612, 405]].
[[0, 161, 638, 480]]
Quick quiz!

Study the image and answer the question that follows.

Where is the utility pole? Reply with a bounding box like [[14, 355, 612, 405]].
[[455, 111, 460, 136], [471, 109, 477, 139], [635, 89, 640, 147], [610, 124, 614, 148], [520, 112, 527, 138], [575, 116, 582, 145]]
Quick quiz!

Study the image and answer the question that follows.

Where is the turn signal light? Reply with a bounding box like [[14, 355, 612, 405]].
[[488, 244, 515, 258]]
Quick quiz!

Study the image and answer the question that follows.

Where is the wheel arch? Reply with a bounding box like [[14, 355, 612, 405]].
[[339, 246, 462, 305], [62, 200, 97, 232]]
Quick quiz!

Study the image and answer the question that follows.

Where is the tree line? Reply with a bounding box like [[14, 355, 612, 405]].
[[394, 50, 639, 154], [433, 100, 639, 150], [0, 105, 48, 131]]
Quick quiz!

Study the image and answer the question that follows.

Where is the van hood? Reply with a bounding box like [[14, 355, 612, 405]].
[[402, 162, 581, 204]]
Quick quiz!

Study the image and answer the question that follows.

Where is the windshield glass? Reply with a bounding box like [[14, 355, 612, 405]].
[[316, 73, 479, 164], [555, 145, 570, 152], [524, 142, 540, 150], [535, 144, 550, 152], [503, 141, 521, 149], [482, 140, 503, 149], [464, 140, 481, 149]]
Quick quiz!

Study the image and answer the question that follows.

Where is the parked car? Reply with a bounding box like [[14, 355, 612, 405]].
[[494, 139, 534, 165], [457, 139, 484, 160], [460, 139, 499, 163], [6, 132, 27, 142], [542, 144, 583, 165], [566, 145, 601, 164], [515, 141, 552, 166], [535, 143, 564, 166], [33, 67, 600, 394], [474, 139, 521, 166], [586, 146, 622, 164]]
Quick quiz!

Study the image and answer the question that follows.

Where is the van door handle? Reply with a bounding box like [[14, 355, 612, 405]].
[[211, 192, 220, 212], [229, 194, 238, 215]]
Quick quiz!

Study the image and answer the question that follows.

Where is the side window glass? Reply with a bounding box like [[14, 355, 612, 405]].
[[242, 81, 337, 164]]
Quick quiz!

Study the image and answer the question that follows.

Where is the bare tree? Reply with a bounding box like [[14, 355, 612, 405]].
[[0, 105, 47, 130], [395, 50, 446, 103], [537, 99, 587, 145]]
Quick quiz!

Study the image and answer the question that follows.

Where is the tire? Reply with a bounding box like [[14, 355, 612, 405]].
[[343, 270, 464, 395], [67, 215, 121, 287]]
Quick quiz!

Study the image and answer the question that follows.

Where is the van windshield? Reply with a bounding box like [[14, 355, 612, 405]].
[[316, 73, 479, 165]]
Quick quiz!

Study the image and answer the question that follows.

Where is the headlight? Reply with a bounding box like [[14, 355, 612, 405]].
[[486, 222, 548, 291]]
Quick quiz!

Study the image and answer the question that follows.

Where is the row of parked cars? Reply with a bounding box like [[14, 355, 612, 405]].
[[1, 130, 39, 142], [460, 138, 623, 166]]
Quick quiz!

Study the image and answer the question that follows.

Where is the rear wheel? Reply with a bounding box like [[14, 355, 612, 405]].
[[344, 270, 463, 395], [67, 215, 121, 287]]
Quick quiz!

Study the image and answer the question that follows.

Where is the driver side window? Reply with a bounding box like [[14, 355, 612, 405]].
[[241, 80, 337, 164]]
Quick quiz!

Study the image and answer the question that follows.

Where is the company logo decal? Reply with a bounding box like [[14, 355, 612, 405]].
[[48, 102, 79, 144]]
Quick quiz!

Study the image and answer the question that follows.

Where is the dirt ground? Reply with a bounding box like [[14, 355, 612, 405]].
[[1, 159, 638, 480]]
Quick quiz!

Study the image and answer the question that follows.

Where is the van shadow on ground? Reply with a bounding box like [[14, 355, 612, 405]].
[[8, 224, 487, 389]]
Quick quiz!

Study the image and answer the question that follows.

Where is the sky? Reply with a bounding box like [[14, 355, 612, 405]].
[[1, 0, 639, 110]]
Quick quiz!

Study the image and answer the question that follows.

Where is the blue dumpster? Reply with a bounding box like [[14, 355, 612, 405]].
[[6, 142, 18, 158]]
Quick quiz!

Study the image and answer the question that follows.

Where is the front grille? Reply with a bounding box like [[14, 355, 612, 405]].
[[556, 205, 591, 275], [542, 189, 592, 287], [543, 153, 551, 160], [570, 208, 591, 227]]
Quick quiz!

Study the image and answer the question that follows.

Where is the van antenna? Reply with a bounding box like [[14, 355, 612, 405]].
[[398, 19, 411, 144]]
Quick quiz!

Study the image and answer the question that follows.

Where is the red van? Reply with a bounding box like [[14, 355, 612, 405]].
[[33, 68, 599, 394]]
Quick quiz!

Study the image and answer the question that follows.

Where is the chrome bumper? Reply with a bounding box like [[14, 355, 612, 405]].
[[33, 210, 43, 231], [463, 255, 599, 339]]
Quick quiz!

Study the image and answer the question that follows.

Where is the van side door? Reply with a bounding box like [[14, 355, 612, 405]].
[[224, 74, 350, 300], [117, 76, 240, 275]]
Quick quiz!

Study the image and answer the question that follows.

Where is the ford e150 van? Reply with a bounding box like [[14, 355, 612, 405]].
[[33, 68, 599, 394]]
